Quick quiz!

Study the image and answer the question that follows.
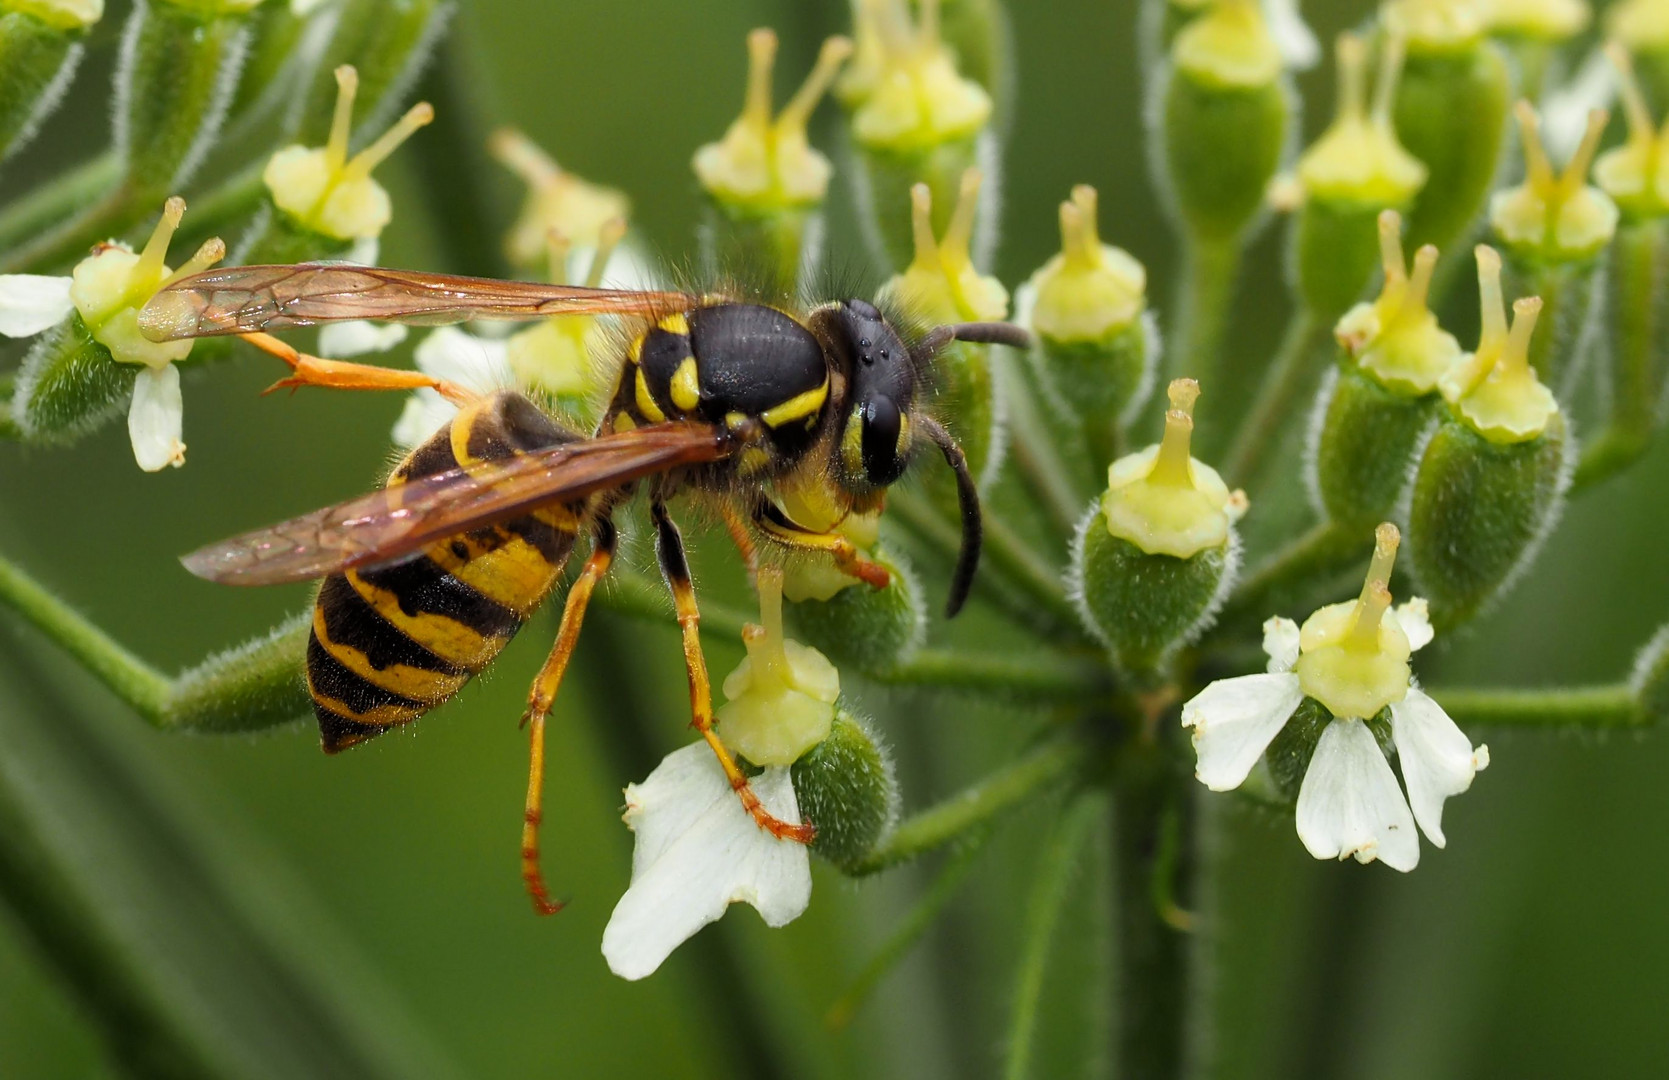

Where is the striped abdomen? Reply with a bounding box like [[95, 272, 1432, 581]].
[[307, 392, 583, 753]]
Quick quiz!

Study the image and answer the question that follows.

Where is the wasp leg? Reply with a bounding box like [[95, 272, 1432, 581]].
[[718, 500, 759, 587], [752, 500, 890, 590], [519, 517, 617, 916], [650, 500, 816, 845], [237, 331, 476, 405]]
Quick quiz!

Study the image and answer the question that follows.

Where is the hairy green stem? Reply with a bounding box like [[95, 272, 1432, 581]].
[[1215, 520, 1356, 631], [874, 648, 1110, 702], [1169, 234, 1239, 396], [1004, 793, 1099, 1080], [1001, 352, 1093, 537], [1431, 684, 1645, 727], [851, 736, 1088, 876], [1222, 309, 1327, 484]]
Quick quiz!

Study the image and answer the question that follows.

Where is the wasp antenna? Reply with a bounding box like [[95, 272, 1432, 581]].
[[946, 321, 1033, 349], [917, 416, 981, 617]]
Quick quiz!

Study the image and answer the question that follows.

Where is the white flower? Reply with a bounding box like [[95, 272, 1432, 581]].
[[318, 320, 408, 358], [0, 274, 74, 337], [1180, 524, 1488, 871], [601, 742, 810, 980], [389, 326, 512, 447], [1263, 0, 1320, 71], [128, 362, 186, 471]]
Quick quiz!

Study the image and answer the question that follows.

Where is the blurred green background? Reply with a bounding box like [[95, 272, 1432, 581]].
[[3, 1, 1668, 1077]]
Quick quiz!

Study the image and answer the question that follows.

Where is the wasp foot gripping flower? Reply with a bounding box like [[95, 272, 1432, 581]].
[[1183, 523, 1488, 870], [841, 0, 996, 271], [1287, 32, 1427, 320], [1073, 379, 1246, 678], [1491, 101, 1616, 391], [0, 0, 101, 163], [876, 169, 1007, 491], [1410, 246, 1569, 627], [241, 64, 431, 263], [1311, 211, 1458, 527], [491, 127, 633, 275], [775, 477, 925, 676], [4, 197, 223, 470], [694, 28, 851, 297], [1158, 0, 1290, 246], [1017, 184, 1156, 470], [1387, 0, 1513, 262]]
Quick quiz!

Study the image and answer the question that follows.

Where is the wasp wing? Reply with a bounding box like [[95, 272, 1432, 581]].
[[182, 423, 732, 586], [139, 264, 700, 341]]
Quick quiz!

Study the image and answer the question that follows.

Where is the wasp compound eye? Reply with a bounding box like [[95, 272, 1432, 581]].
[[860, 395, 907, 485]]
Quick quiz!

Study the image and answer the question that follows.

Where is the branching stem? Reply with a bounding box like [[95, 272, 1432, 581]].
[[1430, 684, 1645, 728]]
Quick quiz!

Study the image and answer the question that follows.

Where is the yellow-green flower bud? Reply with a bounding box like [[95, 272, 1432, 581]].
[[1411, 248, 1570, 626], [1390, 0, 1513, 261], [1020, 185, 1155, 463], [1294, 525, 1414, 720], [1073, 380, 1246, 675], [1491, 102, 1617, 264], [0, 0, 99, 161], [876, 170, 1006, 489], [694, 29, 850, 297], [1289, 33, 1427, 318], [1595, 44, 1669, 221], [1313, 211, 1455, 526], [717, 571, 841, 768], [789, 710, 899, 872], [504, 219, 626, 428], [1480, 0, 1590, 42], [1609, 2, 1669, 112], [1159, 0, 1290, 243], [491, 128, 631, 272]]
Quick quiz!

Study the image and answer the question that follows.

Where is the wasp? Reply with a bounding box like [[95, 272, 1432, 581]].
[[138, 263, 1028, 912]]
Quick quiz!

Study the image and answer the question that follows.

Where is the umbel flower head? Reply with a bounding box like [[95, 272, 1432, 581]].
[[1, 197, 222, 470], [1594, 42, 1669, 219], [1294, 32, 1426, 209], [492, 128, 631, 269], [1182, 524, 1489, 870], [1335, 209, 1460, 395], [879, 168, 1008, 324], [841, 0, 992, 151], [1438, 246, 1556, 443], [693, 29, 852, 211], [263, 65, 433, 243], [1490, 101, 1617, 263], [1024, 185, 1147, 345]]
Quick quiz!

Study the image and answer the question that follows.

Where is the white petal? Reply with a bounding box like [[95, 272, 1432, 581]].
[[1296, 718, 1419, 872], [1397, 598, 1434, 652], [346, 236, 380, 265], [1181, 673, 1304, 791], [0, 274, 74, 338], [1541, 48, 1615, 162], [1390, 688, 1488, 848], [602, 742, 811, 981], [1262, 616, 1301, 673], [412, 325, 513, 392], [1263, 0, 1320, 71], [318, 320, 408, 358], [390, 390, 457, 449], [128, 363, 186, 471]]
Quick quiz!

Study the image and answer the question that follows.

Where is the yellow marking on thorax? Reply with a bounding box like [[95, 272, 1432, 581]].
[[670, 356, 701, 412], [627, 333, 646, 364], [312, 606, 467, 704], [657, 312, 690, 335], [634, 368, 668, 422], [761, 376, 829, 428], [345, 570, 509, 671]]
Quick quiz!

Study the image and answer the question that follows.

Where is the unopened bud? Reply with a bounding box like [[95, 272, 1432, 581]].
[[790, 710, 899, 872]]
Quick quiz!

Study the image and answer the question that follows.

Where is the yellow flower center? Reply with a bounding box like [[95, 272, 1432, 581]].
[[845, 0, 992, 151], [717, 569, 841, 766], [1295, 523, 1414, 719], [877, 168, 1008, 323], [1296, 32, 1427, 207], [1172, 0, 1282, 88], [1594, 44, 1669, 219], [1607, 0, 1669, 51], [491, 128, 631, 270], [2, 0, 103, 30], [1438, 245, 1558, 442], [1490, 101, 1618, 260], [1334, 209, 1459, 394], [1383, 0, 1487, 52], [1028, 185, 1147, 343], [1479, 0, 1591, 40]]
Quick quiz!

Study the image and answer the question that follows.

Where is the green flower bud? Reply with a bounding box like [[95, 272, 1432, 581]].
[[843, 0, 995, 270], [933, 0, 1013, 127], [115, 0, 261, 193], [1596, 44, 1669, 222], [1289, 33, 1427, 319], [1388, 0, 1512, 259], [0, 1, 98, 162], [1609, 0, 1669, 112], [284, 0, 445, 145], [1019, 184, 1156, 460], [790, 710, 899, 872], [1410, 248, 1570, 626], [694, 29, 851, 298], [1312, 211, 1457, 526], [1631, 624, 1669, 724], [11, 314, 136, 443], [876, 170, 1007, 491], [1071, 379, 1246, 676], [1158, 0, 1290, 244]]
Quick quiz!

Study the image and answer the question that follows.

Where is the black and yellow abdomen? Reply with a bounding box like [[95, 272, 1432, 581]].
[[306, 391, 583, 753]]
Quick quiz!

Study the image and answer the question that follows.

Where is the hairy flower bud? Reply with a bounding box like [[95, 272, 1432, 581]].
[[790, 710, 899, 873], [1072, 379, 1245, 676], [0, 0, 100, 162]]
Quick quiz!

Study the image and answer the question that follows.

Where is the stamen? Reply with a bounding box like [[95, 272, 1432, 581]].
[[1476, 245, 1507, 350], [342, 101, 434, 182], [490, 128, 561, 187], [160, 237, 225, 289], [1371, 33, 1406, 126], [778, 35, 853, 131], [909, 183, 939, 264], [586, 217, 627, 288], [1498, 296, 1543, 376], [1376, 209, 1409, 306], [325, 66, 359, 174], [742, 567, 791, 685], [136, 197, 185, 282], [1335, 33, 1367, 122], [1606, 42, 1655, 146], [1348, 523, 1401, 649], [1514, 100, 1555, 192], [1406, 244, 1439, 313], [1059, 185, 1100, 266], [942, 167, 982, 261], [744, 28, 777, 134], [1150, 378, 1200, 486], [544, 229, 572, 286], [1557, 108, 1610, 203]]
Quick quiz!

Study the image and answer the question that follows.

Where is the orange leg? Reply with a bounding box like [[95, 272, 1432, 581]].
[[719, 500, 759, 587], [237, 331, 476, 405], [754, 501, 890, 590], [520, 521, 617, 916], [651, 501, 815, 844]]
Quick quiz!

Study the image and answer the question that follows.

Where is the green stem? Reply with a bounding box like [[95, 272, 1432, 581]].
[[825, 825, 993, 1030], [1001, 350, 1092, 538], [874, 648, 1110, 702], [1169, 234, 1239, 394], [1430, 684, 1645, 727], [851, 736, 1088, 876], [1222, 309, 1327, 485], [0, 551, 311, 733], [1572, 427, 1654, 493], [1004, 793, 1100, 1080], [1214, 520, 1357, 631], [0, 152, 121, 253], [599, 568, 751, 642], [0, 181, 139, 275]]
